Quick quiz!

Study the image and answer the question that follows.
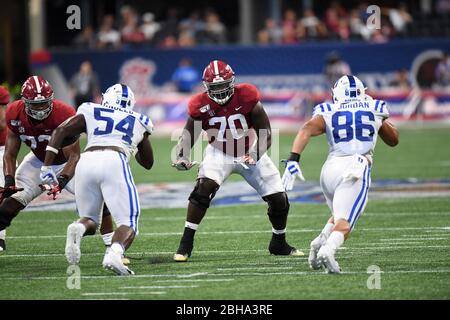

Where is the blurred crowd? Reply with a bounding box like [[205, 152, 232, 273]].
[[73, 6, 227, 49], [257, 2, 413, 45]]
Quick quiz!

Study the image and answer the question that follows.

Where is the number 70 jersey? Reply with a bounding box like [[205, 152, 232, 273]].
[[312, 99, 389, 163], [77, 102, 153, 159]]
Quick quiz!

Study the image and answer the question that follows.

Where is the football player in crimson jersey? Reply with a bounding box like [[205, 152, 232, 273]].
[[0, 85, 10, 250], [172, 60, 303, 262], [0, 76, 114, 253]]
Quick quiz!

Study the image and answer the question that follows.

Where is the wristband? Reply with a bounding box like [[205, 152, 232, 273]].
[[287, 152, 301, 163], [57, 175, 70, 189], [4, 175, 15, 188], [46, 146, 59, 154]]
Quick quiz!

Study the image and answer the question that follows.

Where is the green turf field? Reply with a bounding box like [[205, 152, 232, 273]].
[[0, 127, 449, 299]]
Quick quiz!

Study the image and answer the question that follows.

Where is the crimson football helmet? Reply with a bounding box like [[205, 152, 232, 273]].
[[21, 75, 54, 120], [202, 60, 235, 105]]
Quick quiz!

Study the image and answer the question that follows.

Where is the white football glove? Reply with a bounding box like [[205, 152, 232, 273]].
[[171, 159, 198, 171], [40, 166, 58, 185], [281, 161, 305, 191]]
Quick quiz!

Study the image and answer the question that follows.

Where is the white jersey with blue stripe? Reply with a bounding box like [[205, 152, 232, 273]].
[[77, 102, 153, 160], [312, 98, 389, 163]]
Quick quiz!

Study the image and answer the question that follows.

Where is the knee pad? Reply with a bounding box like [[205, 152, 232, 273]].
[[188, 178, 219, 210], [263, 192, 290, 217]]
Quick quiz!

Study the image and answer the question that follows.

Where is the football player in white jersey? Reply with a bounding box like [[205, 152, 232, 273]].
[[40, 84, 154, 275], [282, 75, 399, 273]]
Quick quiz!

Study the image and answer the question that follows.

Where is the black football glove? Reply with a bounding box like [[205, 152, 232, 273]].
[[0, 175, 24, 203]]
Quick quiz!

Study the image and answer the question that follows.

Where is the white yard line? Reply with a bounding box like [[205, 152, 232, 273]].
[[216, 266, 294, 271], [154, 279, 235, 283], [1, 243, 450, 259], [379, 238, 448, 241], [81, 292, 166, 296], [119, 285, 198, 289], [6, 226, 450, 240], [2, 269, 450, 282], [13, 211, 450, 224]]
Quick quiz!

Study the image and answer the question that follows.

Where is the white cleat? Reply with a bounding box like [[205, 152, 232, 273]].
[[103, 251, 135, 276], [65, 223, 82, 265], [317, 245, 341, 274], [105, 246, 131, 265], [308, 235, 326, 270]]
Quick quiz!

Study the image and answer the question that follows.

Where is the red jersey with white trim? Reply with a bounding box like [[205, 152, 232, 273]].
[[188, 83, 260, 157], [6, 99, 76, 164]]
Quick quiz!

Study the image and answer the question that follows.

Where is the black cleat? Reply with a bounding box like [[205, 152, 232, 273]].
[[269, 236, 304, 256], [0, 239, 5, 252], [174, 241, 193, 262]]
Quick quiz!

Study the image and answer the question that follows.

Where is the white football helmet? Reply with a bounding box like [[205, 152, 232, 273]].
[[102, 84, 136, 110], [331, 75, 366, 104]]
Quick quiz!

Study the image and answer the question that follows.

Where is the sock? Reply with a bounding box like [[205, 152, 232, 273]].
[[272, 227, 286, 235], [102, 232, 113, 246], [111, 242, 124, 255], [0, 229, 5, 240], [321, 223, 334, 238], [325, 231, 345, 253]]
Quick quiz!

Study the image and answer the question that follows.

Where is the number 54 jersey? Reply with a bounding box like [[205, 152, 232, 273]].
[[77, 103, 153, 159], [312, 99, 389, 163]]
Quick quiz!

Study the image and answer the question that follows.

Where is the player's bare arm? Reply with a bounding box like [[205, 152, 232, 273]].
[[281, 115, 326, 190], [378, 119, 399, 147], [290, 115, 326, 156], [173, 116, 201, 170], [3, 130, 21, 178], [43, 114, 86, 167], [135, 132, 154, 169], [58, 141, 81, 180], [250, 102, 272, 160]]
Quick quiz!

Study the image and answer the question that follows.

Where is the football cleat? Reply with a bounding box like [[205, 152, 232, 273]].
[[105, 246, 131, 265], [65, 223, 82, 265], [268, 239, 305, 256], [308, 235, 327, 270], [102, 251, 135, 276], [317, 245, 341, 274], [174, 242, 193, 262]]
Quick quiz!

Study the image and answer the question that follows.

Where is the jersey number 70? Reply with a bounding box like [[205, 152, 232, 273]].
[[93, 108, 135, 144], [332, 111, 375, 143]]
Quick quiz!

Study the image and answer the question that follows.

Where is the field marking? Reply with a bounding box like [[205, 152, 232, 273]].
[[119, 285, 198, 289], [379, 238, 448, 241], [81, 292, 166, 296], [154, 279, 235, 283], [13, 211, 450, 224], [2, 243, 450, 259], [5, 226, 450, 240], [216, 266, 294, 271], [2, 269, 450, 282]]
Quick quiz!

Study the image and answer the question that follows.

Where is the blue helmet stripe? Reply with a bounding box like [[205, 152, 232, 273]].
[[347, 75, 356, 88], [347, 75, 357, 97], [120, 84, 128, 108]]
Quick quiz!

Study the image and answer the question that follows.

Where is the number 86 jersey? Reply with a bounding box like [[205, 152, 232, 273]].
[[77, 102, 153, 159], [312, 99, 389, 163]]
